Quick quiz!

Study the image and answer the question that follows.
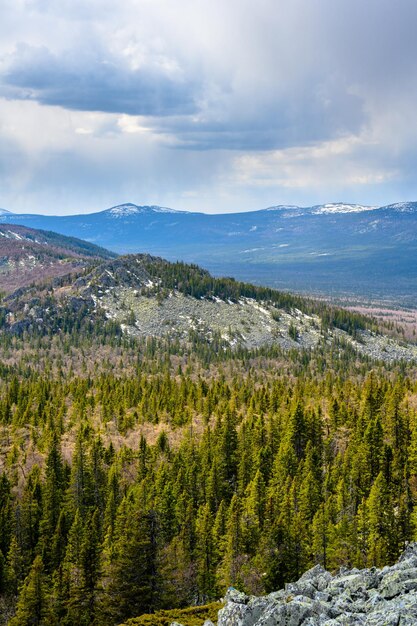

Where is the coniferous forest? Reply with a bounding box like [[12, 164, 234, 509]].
[[0, 315, 416, 626]]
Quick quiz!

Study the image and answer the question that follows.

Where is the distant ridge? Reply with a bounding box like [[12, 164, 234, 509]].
[[1, 201, 417, 303], [2, 200, 417, 218]]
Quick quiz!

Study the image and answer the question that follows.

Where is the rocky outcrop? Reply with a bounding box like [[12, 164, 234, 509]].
[[217, 544, 417, 625]]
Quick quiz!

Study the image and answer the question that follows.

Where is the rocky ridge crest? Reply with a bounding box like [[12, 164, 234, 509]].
[[179, 544, 417, 625]]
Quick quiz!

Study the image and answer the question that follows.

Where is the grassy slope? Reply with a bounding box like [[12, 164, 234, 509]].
[[120, 602, 223, 626]]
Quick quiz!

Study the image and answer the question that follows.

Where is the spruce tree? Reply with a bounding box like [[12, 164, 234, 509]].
[[367, 472, 395, 566], [104, 501, 159, 624], [195, 503, 216, 602], [9, 556, 51, 626]]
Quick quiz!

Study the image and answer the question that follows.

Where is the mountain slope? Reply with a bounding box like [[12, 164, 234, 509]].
[[1, 202, 417, 302], [2, 253, 416, 363], [0, 223, 116, 293]]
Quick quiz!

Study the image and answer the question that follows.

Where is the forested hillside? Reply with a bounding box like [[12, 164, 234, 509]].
[[2, 253, 415, 363], [0, 255, 416, 625], [0, 327, 416, 625], [0, 224, 116, 294]]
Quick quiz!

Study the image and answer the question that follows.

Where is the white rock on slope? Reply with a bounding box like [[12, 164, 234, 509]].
[[216, 544, 417, 625]]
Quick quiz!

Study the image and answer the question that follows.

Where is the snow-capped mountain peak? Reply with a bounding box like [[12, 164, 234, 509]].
[[0, 208, 11, 216], [261, 203, 379, 215], [107, 204, 142, 217], [312, 203, 377, 215], [383, 202, 417, 213], [105, 203, 184, 217], [264, 205, 300, 211]]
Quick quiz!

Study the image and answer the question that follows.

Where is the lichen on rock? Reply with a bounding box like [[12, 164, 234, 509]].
[[217, 544, 417, 625]]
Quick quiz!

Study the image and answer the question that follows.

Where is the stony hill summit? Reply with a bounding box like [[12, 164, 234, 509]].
[[2, 252, 417, 363]]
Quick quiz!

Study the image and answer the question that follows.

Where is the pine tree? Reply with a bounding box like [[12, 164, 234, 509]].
[[103, 463, 121, 544], [59, 509, 84, 624], [50, 511, 68, 574], [79, 508, 101, 624], [212, 500, 227, 569], [312, 504, 329, 569], [216, 410, 238, 500], [367, 472, 395, 566], [0, 549, 5, 594], [195, 503, 216, 602], [356, 497, 370, 568], [9, 555, 51, 626], [68, 431, 92, 516], [218, 493, 243, 589], [20, 466, 43, 569], [241, 470, 265, 556], [6, 536, 24, 597], [39, 435, 66, 570], [104, 501, 159, 623], [0, 473, 12, 558]]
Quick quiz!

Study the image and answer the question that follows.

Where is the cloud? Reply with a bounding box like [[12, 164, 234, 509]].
[[231, 136, 397, 190], [2, 0, 416, 153], [1, 40, 366, 152], [1, 0, 417, 212], [0, 97, 234, 214], [153, 78, 364, 151], [1, 43, 198, 116], [0, 0, 371, 152]]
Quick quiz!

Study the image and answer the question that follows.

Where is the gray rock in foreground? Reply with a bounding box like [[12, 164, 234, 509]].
[[218, 544, 417, 625]]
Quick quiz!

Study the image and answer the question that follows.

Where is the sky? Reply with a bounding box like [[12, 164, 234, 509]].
[[1, 0, 417, 215]]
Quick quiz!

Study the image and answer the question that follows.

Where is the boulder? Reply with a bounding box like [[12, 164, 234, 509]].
[[218, 543, 417, 626]]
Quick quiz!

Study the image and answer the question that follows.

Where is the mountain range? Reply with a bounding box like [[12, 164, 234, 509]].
[[1, 201, 417, 303]]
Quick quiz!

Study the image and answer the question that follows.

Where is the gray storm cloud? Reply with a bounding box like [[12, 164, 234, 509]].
[[2, 44, 198, 117]]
